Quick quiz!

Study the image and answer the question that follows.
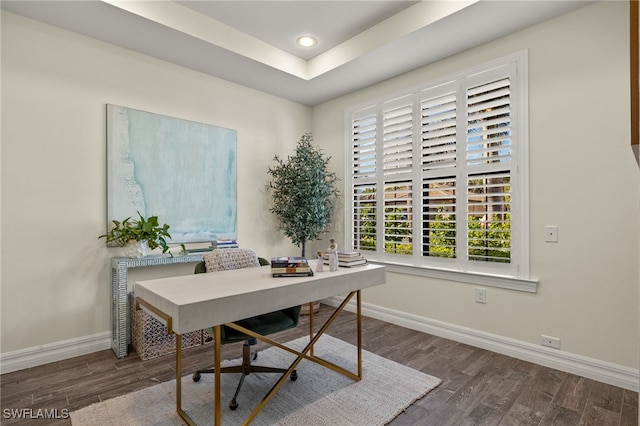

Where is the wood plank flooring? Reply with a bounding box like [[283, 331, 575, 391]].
[[1, 304, 637, 425]]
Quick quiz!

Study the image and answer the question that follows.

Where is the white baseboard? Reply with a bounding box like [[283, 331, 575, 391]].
[[0, 332, 111, 374], [3, 302, 638, 393], [322, 296, 639, 392]]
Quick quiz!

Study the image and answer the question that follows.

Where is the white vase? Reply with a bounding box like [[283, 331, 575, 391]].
[[123, 240, 150, 258]]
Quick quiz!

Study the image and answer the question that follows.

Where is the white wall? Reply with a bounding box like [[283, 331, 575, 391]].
[[312, 1, 640, 369], [1, 12, 311, 353], [2, 1, 639, 380]]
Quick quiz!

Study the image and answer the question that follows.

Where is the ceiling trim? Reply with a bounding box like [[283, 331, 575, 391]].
[[103, 0, 309, 79], [103, 0, 478, 81], [2, 0, 596, 106], [307, 0, 477, 79]]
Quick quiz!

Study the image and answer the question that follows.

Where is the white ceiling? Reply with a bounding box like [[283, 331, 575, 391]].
[[2, 0, 594, 106], [176, 1, 420, 60]]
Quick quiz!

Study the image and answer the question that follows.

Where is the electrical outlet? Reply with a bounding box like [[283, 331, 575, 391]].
[[475, 288, 486, 304], [540, 335, 561, 349]]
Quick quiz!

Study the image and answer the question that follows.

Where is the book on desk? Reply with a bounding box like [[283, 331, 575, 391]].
[[270, 256, 314, 277], [323, 251, 368, 268]]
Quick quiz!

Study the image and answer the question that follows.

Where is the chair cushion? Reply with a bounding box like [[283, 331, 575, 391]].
[[198, 248, 301, 344], [203, 248, 260, 272], [203, 309, 299, 344]]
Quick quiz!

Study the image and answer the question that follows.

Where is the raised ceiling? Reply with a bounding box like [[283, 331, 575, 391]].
[[2, 0, 594, 106]]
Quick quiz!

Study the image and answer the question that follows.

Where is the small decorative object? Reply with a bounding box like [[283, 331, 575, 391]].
[[316, 250, 324, 272], [99, 211, 172, 258], [328, 238, 338, 271]]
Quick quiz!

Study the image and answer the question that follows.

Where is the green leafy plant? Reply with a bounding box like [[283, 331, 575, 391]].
[[267, 133, 340, 257], [99, 212, 172, 254]]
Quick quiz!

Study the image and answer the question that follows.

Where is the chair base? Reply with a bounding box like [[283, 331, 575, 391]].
[[193, 339, 298, 410]]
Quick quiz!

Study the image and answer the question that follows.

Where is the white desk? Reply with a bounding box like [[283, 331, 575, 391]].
[[135, 262, 386, 425]]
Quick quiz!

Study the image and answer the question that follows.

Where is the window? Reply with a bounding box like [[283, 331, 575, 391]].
[[347, 52, 529, 280]]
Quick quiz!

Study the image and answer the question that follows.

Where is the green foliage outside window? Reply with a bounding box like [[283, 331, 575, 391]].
[[427, 207, 456, 258], [427, 209, 511, 261], [355, 204, 511, 262], [467, 213, 511, 262]]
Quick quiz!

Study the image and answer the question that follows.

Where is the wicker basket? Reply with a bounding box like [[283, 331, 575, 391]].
[[301, 301, 320, 315], [129, 292, 202, 360]]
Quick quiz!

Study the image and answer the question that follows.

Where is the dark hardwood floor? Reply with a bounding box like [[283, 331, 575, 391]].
[[1, 304, 637, 425]]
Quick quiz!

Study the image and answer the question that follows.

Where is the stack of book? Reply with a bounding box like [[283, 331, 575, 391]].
[[212, 239, 239, 249], [183, 239, 239, 254], [324, 251, 368, 268], [270, 256, 314, 277]]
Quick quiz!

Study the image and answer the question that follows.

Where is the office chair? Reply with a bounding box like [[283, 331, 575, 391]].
[[192, 248, 302, 410]]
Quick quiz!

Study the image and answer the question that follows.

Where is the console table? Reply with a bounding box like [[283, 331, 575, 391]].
[[110, 253, 205, 358]]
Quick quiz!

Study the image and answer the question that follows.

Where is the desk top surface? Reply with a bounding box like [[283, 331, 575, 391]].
[[135, 261, 386, 334]]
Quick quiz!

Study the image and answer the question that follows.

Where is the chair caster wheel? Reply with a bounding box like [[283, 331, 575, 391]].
[[192, 372, 201, 382], [229, 399, 238, 410], [290, 370, 298, 381]]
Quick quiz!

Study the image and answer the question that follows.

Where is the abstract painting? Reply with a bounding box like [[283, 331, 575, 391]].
[[106, 104, 237, 244]]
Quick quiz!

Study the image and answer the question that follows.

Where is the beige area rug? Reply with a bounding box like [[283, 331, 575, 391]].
[[71, 335, 441, 425]]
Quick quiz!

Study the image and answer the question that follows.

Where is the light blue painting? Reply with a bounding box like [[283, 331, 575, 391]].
[[106, 104, 237, 244]]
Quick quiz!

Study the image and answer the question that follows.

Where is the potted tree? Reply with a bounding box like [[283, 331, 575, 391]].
[[268, 133, 340, 314], [267, 133, 340, 258], [99, 212, 172, 258]]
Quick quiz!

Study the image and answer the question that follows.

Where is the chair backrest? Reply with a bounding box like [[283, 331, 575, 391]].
[[203, 248, 260, 272]]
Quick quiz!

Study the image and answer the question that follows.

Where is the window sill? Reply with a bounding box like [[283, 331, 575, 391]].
[[367, 260, 538, 293]]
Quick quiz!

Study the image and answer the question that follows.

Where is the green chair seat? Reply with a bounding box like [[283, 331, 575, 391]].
[[209, 309, 298, 343]]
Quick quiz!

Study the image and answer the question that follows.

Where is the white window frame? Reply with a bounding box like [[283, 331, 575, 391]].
[[345, 51, 537, 292]]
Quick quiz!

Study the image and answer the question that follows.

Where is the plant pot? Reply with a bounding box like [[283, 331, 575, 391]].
[[123, 240, 150, 258]]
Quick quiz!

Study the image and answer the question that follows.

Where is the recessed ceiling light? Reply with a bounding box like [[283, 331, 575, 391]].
[[296, 36, 318, 48]]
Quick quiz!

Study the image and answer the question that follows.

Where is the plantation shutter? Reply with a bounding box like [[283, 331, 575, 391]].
[[420, 83, 458, 260], [382, 96, 414, 255], [351, 106, 378, 252], [462, 64, 515, 269], [347, 52, 526, 279]]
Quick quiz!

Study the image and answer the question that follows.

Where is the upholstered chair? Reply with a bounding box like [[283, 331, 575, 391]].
[[192, 248, 302, 410]]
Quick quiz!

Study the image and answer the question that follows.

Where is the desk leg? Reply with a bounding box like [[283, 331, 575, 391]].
[[176, 334, 182, 412], [214, 325, 222, 426], [357, 290, 362, 379], [173, 326, 221, 426], [176, 334, 200, 426], [171, 293, 363, 425], [308, 302, 314, 357], [235, 291, 363, 425]]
